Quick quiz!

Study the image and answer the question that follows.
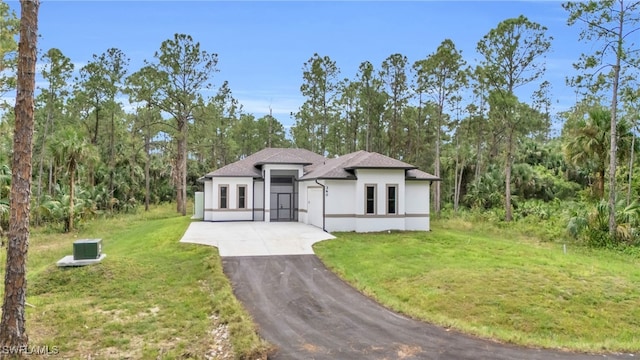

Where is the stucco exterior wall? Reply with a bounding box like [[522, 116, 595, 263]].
[[205, 177, 254, 221], [353, 169, 406, 232], [254, 181, 264, 221], [323, 180, 356, 232], [203, 180, 214, 221], [203, 165, 432, 232], [298, 180, 310, 224], [405, 180, 430, 231]]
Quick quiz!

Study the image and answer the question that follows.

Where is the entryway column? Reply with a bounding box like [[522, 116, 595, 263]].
[[264, 167, 271, 222]]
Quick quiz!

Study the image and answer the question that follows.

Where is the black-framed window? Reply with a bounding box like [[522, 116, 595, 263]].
[[238, 185, 247, 209], [387, 185, 397, 214], [219, 185, 228, 209], [365, 185, 376, 215]]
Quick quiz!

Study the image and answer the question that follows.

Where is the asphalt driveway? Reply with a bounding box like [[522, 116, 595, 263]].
[[181, 221, 632, 359], [223, 255, 632, 360]]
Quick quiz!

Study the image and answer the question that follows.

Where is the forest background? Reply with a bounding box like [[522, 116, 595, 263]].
[[1, 1, 639, 249]]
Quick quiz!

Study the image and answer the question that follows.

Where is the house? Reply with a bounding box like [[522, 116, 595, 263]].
[[199, 148, 438, 232]]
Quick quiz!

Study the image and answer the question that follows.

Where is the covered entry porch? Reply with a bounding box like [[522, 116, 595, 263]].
[[260, 165, 302, 223]]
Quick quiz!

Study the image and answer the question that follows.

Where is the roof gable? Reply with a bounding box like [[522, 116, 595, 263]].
[[203, 148, 325, 178]]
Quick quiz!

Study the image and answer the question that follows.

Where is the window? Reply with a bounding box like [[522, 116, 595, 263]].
[[365, 185, 376, 215], [219, 185, 228, 209], [238, 185, 247, 209], [387, 185, 397, 214]]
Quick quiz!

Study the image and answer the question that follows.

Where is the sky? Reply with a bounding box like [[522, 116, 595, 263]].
[[4, 1, 589, 132]]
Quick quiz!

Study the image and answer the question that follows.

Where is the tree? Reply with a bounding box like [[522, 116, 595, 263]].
[[564, 106, 635, 198], [254, 114, 288, 149], [564, 108, 611, 198], [0, 0, 39, 349], [355, 61, 386, 153], [49, 127, 98, 232], [335, 79, 361, 153], [96, 49, 129, 207], [563, 0, 640, 238], [191, 82, 240, 170], [476, 15, 552, 221], [0, 1, 19, 110], [35, 48, 73, 206], [413, 39, 468, 214], [292, 53, 340, 154], [380, 53, 410, 159], [132, 34, 218, 215], [130, 105, 162, 211]]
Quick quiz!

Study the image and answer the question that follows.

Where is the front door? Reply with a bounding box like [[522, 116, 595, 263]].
[[277, 193, 292, 221]]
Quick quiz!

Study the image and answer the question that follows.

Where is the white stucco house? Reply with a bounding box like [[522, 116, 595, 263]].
[[199, 148, 438, 232]]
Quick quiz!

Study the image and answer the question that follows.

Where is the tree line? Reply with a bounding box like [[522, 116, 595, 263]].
[[0, 1, 639, 248]]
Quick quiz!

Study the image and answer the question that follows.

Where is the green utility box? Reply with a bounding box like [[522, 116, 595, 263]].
[[73, 239, 102, 260]]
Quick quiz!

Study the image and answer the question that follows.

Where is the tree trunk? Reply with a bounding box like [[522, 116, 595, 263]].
[[108, 111, 115, 212], [454, 133, 461, 213], [68, 161, 75, 232], [608, 5, 625, 238], [176, 116, 187, 216], [627, 132, 635, 206], [598, 168, 606, 199], [48, 161, 53, 195], [144, 124, 150, 212], [92, 98, 100, 145], [434, 106, 442, 214], [505, 129, 514, 222], [36, 93, 53, 223], [0, 0, 39, 349]]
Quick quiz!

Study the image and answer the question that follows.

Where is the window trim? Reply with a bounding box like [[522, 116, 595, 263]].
[[386, 184, 398, 215], [237, 185, 247, 209], [364, 184, 377, 215], [219, 184, 229, 209]]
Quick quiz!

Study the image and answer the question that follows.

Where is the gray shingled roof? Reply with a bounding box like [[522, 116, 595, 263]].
[[406, 169, 440, 180], [202, 148, 439, 181], [203, 148, 325, 178], [301, 151, 419, 180]]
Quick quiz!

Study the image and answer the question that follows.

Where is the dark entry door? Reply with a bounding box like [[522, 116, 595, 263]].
[[277, 193, 292, 221]]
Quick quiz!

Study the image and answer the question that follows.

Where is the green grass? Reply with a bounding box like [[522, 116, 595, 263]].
[[5, 204, 270, 359], [313, 218, 640, 353]]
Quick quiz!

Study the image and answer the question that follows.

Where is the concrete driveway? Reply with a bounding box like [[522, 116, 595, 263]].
[[179, 221, 335, 256]]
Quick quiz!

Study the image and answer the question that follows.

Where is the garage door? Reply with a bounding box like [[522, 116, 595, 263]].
[[307, 188, 323, 229]]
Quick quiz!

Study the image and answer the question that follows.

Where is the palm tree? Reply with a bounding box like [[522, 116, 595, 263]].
[[49, 127, 98, 231], [563, 108, 634, 199]]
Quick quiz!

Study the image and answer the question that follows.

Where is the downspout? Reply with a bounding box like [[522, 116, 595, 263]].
[[315, 179, 326, 232], [252, 178, 255, 221], [263, 170, 266, 222]]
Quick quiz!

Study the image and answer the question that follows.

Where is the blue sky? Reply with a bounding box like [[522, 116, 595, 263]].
[[6, 1, 585, 131]]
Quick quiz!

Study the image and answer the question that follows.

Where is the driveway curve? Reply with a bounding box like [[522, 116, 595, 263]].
[[223, 255, 631, 360]]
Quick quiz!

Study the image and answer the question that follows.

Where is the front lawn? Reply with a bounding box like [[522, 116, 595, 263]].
[[2, 204, 270, 359], [313, 219, 640, 353]]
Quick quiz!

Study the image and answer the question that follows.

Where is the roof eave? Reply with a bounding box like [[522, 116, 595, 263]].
[[205, 174, 262, 179], [300, 176, 357, 181], [255, 161, 314, 166], [406, 177, 441, 181], [346, 166, 415, 170]]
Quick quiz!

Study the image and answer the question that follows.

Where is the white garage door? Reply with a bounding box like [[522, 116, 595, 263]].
[[307, 188, 323, 229]]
